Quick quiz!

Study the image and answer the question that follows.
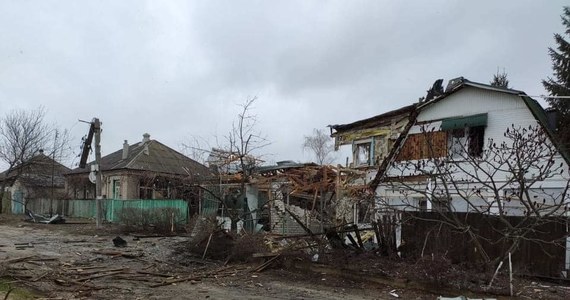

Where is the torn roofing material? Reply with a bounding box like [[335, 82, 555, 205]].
[[329, 104, 416, 135]]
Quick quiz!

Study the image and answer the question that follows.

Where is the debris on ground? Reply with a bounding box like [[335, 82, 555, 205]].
[[1, 214, 569, 300], [112, 236, 128, 247], [25, 209, 66, 224]]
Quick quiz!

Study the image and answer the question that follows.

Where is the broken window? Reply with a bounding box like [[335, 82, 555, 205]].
[[354, 142, 371, 166], [468, 126, 485, 157], [448, 128, 467, 158], [446, 126, 485, 159], [441, 114, 487, 159]]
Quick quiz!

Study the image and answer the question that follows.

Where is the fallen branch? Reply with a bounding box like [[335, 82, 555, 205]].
[[31, 272, 50, 282], [488, 260, 504, 289], [54, 278, 102, 289], [63, 239, 89, 243], [3, 288, 14, 300], [149, 276, 202, 287], [1, 255, 36, 265], [136, 270, 176, 278], [77, 270, 128, 282], [68, 265, 107, 271], [254, 254, 281, 272], [28, 257, 58, 262], [115, 275, 163, 283], [92, 250, 144, 258], [202, 233, 213, 260], [76, 267, 127, 276], [149, 265, 242, 288]]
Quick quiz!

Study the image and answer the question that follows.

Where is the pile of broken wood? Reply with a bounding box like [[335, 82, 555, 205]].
[[0, 242, 284, 298]]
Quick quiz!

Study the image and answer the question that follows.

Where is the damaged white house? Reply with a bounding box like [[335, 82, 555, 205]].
[[331, 77, 570, 273]]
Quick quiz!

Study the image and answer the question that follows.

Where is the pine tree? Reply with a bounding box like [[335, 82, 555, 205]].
[[490, 68, 509, 88], [542, 6, 570, 149]]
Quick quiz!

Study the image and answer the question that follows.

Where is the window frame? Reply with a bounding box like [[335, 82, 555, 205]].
[[446, 125, 485, 159], [353, 139, 373, 167]]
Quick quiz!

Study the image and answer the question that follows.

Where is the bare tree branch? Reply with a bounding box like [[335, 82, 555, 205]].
[[302, 128, 335, 165], [0, 107, 70, 213], [379, 124, 569, 266]]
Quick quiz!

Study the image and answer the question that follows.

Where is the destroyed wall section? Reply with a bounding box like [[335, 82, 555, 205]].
[[330, 107, 414, 224], [333, 117, 410, 169]]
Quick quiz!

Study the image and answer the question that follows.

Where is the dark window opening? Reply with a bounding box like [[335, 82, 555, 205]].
[[431, 198, 451, 212], [468, 126, 485, 157], [447, 126, 485, 158], [354, 143, 371, 166]]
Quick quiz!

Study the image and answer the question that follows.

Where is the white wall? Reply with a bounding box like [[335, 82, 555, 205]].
[[378, 86, 570, 216]]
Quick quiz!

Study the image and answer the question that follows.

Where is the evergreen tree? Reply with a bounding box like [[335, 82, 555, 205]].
[[490, 68, 509, 88], [542, 6, 570, 149]]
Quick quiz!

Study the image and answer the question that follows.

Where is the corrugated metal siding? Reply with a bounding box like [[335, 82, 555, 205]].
[[200, 185, 221, 216], [25, 198, 97, 218], [105, 199, 188, 224], [24, 198, 188, 224]]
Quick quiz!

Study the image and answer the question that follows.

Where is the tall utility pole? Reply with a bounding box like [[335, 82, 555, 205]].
[[78, 118, 103, 228], [93, 118, 103, 228]]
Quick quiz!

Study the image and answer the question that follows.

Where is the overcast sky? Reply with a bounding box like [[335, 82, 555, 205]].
[[0, 0, 567, 168]]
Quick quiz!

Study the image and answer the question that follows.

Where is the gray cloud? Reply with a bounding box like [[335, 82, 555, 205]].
[[0, 0, 567, 167]]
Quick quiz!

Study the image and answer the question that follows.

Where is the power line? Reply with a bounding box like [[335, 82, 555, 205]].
[[527, 95, 570, 99]]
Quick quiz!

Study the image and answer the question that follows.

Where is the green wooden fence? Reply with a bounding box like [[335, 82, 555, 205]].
[[24, 198, 188, 224], [105, 199, 188, 224]]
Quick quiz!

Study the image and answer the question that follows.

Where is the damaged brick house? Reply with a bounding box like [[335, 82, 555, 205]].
[[254, 162, 337, 235], [0, 150, 70, 214], [332, 77, 570, 275], [200, 157, 339, 235], [65, 133, 211, 215]]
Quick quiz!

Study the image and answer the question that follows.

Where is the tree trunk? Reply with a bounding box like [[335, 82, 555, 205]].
[[231, 217, 238, 233]]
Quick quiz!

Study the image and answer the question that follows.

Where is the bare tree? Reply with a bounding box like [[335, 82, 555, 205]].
[[302, 128, 335, 165], [189, 97, 270, 232], [0, 107, 70, 213], [180, 136, 212, 165], [227, 97, 269, 175], [379, 124, 569, 267], [220, 97, 270, 230]]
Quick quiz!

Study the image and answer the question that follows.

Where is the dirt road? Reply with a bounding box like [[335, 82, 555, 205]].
[[1, 217, 420, 299]]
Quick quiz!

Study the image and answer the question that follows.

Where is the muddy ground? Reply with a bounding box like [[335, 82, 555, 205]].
[[1, 215, 568, 299]]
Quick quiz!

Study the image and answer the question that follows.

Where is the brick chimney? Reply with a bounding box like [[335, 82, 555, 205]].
[[122, 140, 129, 160], [142, 133, 150, 143]]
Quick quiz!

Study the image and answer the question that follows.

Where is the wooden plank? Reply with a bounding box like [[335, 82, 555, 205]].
[[352, 224, 364, 249]]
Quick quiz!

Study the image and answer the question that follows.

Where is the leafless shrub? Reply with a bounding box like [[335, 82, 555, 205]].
[[230, 234, 270, 262], [189, 229, 235, 260], [117, 207, 182, 234]]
